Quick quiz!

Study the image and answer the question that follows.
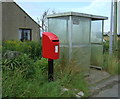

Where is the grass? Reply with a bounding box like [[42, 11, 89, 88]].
[[3, 39, 120, 97], [2, 57, 61, 97], [103, 52, 119, 75], [2, 57, 89, 97], [54, 58, 89, 97], [2, 67, 61, 97], [103, 40, 120, 75], [2, 40, 89, 98]]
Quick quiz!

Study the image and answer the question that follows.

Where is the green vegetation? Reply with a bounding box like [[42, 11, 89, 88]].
[[103, 40, 120, 75], [103, 40, 109, 52], [2, 57, 61, 97], [2, 40, 41, 60], [2, 54, 35, 78], [103, 52, 119, 74], [2, 41, 89, 97], [118, 40, 120, 59], [3, 39, 119, 97]]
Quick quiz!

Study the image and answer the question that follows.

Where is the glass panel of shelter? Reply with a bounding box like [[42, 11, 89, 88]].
[[72, 16, 91, 46], [48, 17, 69, 45], [91, 20, 103, 44], [91, 20, 103, 67]]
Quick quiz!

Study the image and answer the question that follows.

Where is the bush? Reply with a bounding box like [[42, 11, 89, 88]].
[[2, 40, 42, 60], [2, 54, 35, 78], [103, 40, 109, 52]]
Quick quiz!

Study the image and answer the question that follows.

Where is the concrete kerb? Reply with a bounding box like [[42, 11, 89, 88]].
[[89, 75, 119, 97]]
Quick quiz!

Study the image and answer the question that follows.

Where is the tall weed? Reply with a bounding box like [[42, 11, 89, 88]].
[[103, 52, 119, 74], [2, 57, 89, 97], [54, 58, 89, 96]]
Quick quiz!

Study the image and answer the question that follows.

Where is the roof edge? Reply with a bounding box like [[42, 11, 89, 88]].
[[47, 11, 108, 20], [13, 2, 41, 27]]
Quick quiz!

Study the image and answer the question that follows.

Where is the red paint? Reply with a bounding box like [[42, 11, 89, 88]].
[[42, 32, 60, 59]]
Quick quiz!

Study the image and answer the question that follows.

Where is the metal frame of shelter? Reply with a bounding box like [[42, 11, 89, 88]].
[[47, 12, 108, 74]]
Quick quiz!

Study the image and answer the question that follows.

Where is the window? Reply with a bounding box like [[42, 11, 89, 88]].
[[19, 29, 32, 41]]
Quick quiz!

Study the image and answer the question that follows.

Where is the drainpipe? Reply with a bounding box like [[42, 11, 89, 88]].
[[109, 0, 114, 54], [113, 0, 118, 51]]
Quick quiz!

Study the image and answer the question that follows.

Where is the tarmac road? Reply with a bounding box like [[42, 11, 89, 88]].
[[94, 83, 119, 97]]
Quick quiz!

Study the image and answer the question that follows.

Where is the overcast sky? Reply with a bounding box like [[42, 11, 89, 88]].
[[16, 0, 112, 32]]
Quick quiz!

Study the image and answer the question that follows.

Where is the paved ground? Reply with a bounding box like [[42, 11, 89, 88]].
[[86, 68, 120, 98], [94, 83, 119, 97], [86, 68, 111, 85]]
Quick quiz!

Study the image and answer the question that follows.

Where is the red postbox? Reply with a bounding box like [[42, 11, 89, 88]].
[[42, 32, 60, 60], [42, 32, 60, 81]]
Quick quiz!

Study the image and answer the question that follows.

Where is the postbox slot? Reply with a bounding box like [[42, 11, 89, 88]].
[[52, 40, 59, 42]]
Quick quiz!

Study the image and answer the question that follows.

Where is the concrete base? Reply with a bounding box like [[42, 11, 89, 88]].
[[86, 68, 119, 97], [86, 68, 111, 85]]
